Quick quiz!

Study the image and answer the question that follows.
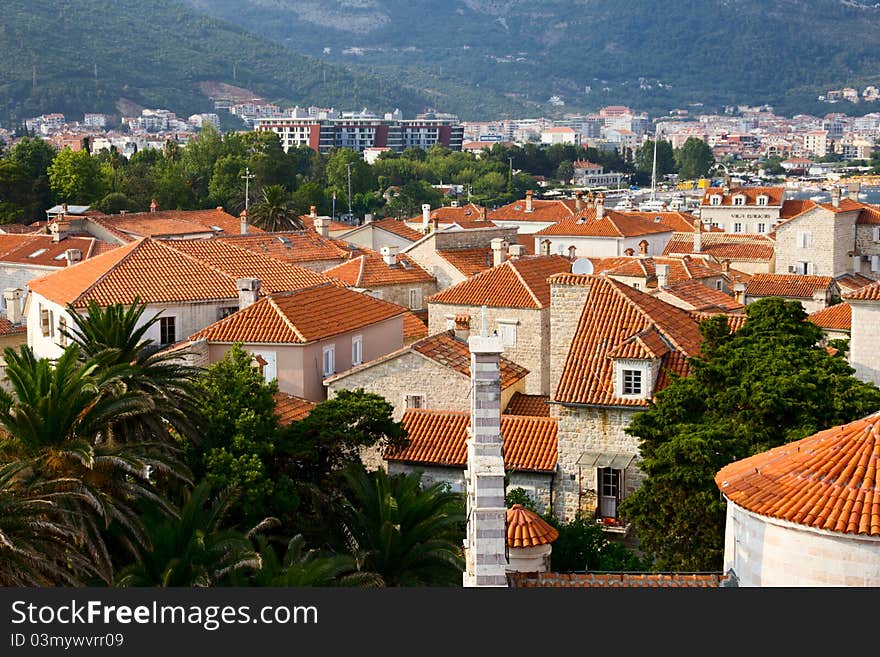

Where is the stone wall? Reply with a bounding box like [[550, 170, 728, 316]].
[[854, 225, 880, 279], [774, 208, 857, 277], [848, 300, 880, 386], [368, 280, 438, 311], [427, 303, 545, 394], [549, 278, 592, 399]]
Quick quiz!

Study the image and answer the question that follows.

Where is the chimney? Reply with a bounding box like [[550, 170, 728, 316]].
[[216, 206, 224, 213], [733, 282, 746, 304], [236, 278, 260, 310], [638, 240, 649, 257], [525, 190, 533, 213], [508, 243, 526, 259], [422, 203, 431, 231], [831, 186, 841, 208], [567, 245, 577, 261], [575, 190, 583, 211], [50, 220, 69, 242], [65, 248, 82, 266], [310, 205, 318, 218], [364, 213, 373, 224], [150, 198, 158, 212], [431, 216, 440, 233], [240, 210, 249, 235], [721, 259, 731, 274], [595, 193, 605, 220], [479, 206, 487, 221], [381, 245, 399, 267], [61, 202, 68, 215], [463, 329, 508, 588], [454, 314, 470, 341], [540, 239, 551, 256], [314, 216, 330, 238], [4, 288, 22, 325], [624, 248, 635, 256], [656, 263, 670, 288], [450, 200, 459, 208], [693, 218, 702, 253], [491, 238, 508, 266]]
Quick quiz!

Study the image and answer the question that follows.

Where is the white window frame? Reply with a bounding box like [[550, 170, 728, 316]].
[[798, 231, 812, 249], [872, 255, 880, 272], [497, 319, 518, 347], [322, 345, 335, 377], [872, 226, 880, 242], [405, 393, 426, 409], [733, 222, 744, 234], [710, 195, 722, 206], [622, 368, 643, 396], [408, 288, 423, 310], [732, 195, 746, 206], [796, 261, 811, 275], [756, 222, 767, 234], [756, 195, 768, 206], [445, 315, 456, 331], [39, 306, 50, 337], [352, 335, 363, 366]]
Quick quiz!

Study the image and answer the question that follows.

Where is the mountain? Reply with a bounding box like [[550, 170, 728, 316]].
[[0, 0, 531, 127], [179, 0, 880, 117]]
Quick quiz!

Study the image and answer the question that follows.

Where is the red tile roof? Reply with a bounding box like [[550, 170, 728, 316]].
[[428, 255, 572, 309], [661, 280, 744, 312], [410, 331, 528, 388], [843, 280, 880, 301], [808, 303, 851, 331], [420, 204, 488, 223], [298, 215, 351, 232], [403, 311, 429, 341], [554, 276, 703, 406], [189, 284, 406, 344], [535, 209, 675, 238], [599, 255, 725, 288], [834, 273, 876, 293], [323, 251, 434, 287], [506, 505, 558, 548], [216, 231, 361, 263], [436, 248, 495, 277], [274, 392, 315, 425], [715, 411, 880, 536], [0, 234, 110, 267], [663, 232, 775, 262], [0, 318, 26, 336], [855, 202, 880, 225], [504, 393, 550, 417], [701, 186, 785, 206], [488, 198, 576, 223], [368, 218, 425, 241], [388, 409, 557, 472], [97, 208, 254, 238], [745, 274, 835, 299], [508, 572, 732, 588]]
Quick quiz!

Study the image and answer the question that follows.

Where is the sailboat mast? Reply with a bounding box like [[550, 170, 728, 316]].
[[650, 138, 658, 201]]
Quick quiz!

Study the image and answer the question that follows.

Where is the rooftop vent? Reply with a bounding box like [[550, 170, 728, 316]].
[[28, 248, 48, 259]]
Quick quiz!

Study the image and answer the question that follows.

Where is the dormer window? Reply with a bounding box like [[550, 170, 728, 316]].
[[756, 195, 769, 206], [732, 194, 746, 206], [710, 195, 722, 206], [612, 359, 653, 400], [622, 369, 642, 396]]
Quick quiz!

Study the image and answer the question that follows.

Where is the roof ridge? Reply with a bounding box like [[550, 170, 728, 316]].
[[605, 277, 693, 354], [267, 294, 308, 343], [69, 238, 145, 305], [509, 259, 543, 308], [159, 239, 245, 286]]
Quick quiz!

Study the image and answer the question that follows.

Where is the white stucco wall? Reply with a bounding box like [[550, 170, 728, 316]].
[[848, 300, 880, 387], [535, 233, 671, 259]]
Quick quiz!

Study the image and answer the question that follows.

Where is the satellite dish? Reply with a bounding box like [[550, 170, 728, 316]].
[[571, 258, 594, 275]]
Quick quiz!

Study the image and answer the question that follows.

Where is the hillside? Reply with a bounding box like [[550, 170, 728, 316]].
[[0, 0, 532, 127], [180, 0, 880, 117]]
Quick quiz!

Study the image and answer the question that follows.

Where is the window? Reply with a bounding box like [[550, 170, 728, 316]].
[[756, 222, 767, 234], [622, 369, 642, 396], [733, 195, 745, 206], [497, 321, 517, 347], [218, 306, 237, 320], [39, 306, 50, 337], [796, 261, 811, 275], [352, 335, 363, 366], [633, 283, 640, 290], [322, 345, 335, 376], [715, 280, 723, 291], [598, 468, 621, 519], [58, 316, 67, 347], [710, 195, 721, 206], [872, 255, 880, 272], [159, 316, 176, 345], [756, 195, 768, 206], [408, 288, 422, 310], [798, 231, 812, 248], [711, 222, 721, 230], [445, 316, 456, 331], [733, 222, 744, 233], [873, 226, 880, 242], [406, 394, 425, 409]]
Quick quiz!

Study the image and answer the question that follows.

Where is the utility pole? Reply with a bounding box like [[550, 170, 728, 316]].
[[346, 161, 353, 221], [508, 156, 514, 184], [241, 166, 255, 213]]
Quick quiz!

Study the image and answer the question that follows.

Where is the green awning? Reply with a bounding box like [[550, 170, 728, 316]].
[[577, 451, 636, 469]]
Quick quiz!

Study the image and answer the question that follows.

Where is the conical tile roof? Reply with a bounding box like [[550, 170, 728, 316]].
[[506, 504, 559, 548]]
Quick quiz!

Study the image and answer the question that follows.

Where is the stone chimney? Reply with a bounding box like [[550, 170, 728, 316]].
[[150, 198, 158, 212], [491, 238, 508, 266], [422, 203, 431, 231], [567, 245, 577, 261], [454, 314, 470, 341], [61, 202, 68, 214], [4, 288, 23, 325], [733, 282, 746, 304], [721, 259, 731, 274], [831, 186, 841, 209], [508, 243, 526, 260], [314, 216, 330, 238], [479, 206, 487, 221], [463, 329, 508, 588], [540, 239, 551, 256], [656, 262, 670, 289], [638, 239, 649, 257], [364, 213, 373, 224], [693, 218, 702, 253], [236, 278, 261, 310], [624, 248, 635, 256], [65, 248, 83, 266], [586, 191, 595, 208], [431, 217, 440, 233], [381, 245, 399, 267], [50, 220, 69, 242], [309, 205, 318, 218], [595, 193, 605, 220], [525, 190, 533, 213], [575, 190, 583, 211], [239, 210, 249, 235]]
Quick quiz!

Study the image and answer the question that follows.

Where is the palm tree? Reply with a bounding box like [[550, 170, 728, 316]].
[[248, 534, 382, 587], [337, 464, 465, 586], [115, 482, 266, 587], [248, 184, 304, 232]]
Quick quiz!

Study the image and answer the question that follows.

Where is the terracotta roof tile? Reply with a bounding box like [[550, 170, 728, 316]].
[[506, 505, 558, 547], [420, 203, 487, 223], [0, 234, 108, 266], [98, 208, 255, 237], [428, 255, 572, 309], [834, 273, 876, 293], [403, 311, 429, 341], [535, 209, 675, 238], [504, 393, 550, 417], [324, 251, 434, 287], [217, 231, 360, 263], [808, 303, 851, 330], [843, 280, 880, 301], [598, 255, 725, 288], [855, 202, 880, 225], [388, 409, 557, 472], [700, 186, 785, 206], [274, 392, 315, 425], [508, 572, 731, 588], [0, 317, 26, 336], [661, 280, 744, 312], [488, 198, 576, 223], [745, 273, 835, 299], [436, 247, 495, 277], [190, 284, 406, 344], [607, 326, 672, 360], [554, 276, 702, 406], [411, 330, 528, 388], [298, 215, 352, 232], [368, 218, 425, 241], [715, 411, 880, 536], [663, 232, 775, 262]]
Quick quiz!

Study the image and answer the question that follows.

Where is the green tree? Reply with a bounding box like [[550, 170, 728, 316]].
[[619, 299, 880, 571], [0, 160, 39, 223], [544, 515, 651, 572], [248, 184, 304, 231], [675, 137, 715, 180], [384, 180, 443, 219], [95, 192, 132, 214], [325, 148, 376, 213], [556, 160, 574, 184], [7, 136, 56, 213], [47, 147, 107, 204], [634, 139, 676, 183]]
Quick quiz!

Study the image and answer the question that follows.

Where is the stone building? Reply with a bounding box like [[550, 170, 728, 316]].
[[843, 281, 880, 387], [698, 186, 785, 233], [336, 217, 425, 252], [662, 224, 776, 275], [716, 411, 880, 586], [744, 273, 839, 314], [807, 303, 851, 345], [427, 253, 572, 395]]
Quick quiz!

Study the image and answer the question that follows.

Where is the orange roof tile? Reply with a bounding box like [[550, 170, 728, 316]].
[[607, 326, 672, 360], [661, 280, 744, 312], [808, 303, 851, 331], [418, 204, 488, 223], [0, 234, 109, 267], [780, 198, 817, 219], [504, 393, 550, 417], [715, 411, 880, 536], [701, 186, 785, 206], [323, 252, 434, 287], [599, 256, 724, 288], [663, 232, 775, 262], [843, 280, 880, 301], [535, 209, 675, 238], [488, 198, 576, 223], [428, 255, 572, 309], [745, 273, 834, 299], [189, 284, 406, 344], [411, 331, 528, 388], [217, 231, 360, 263], [274, 392, 315, 425], [388, 409, 558, 472], [506, 505, 558, 548], [436, 247, 495, 277], [299, 215, 351, 232], [855, 202, 880, 225], [97, 208, 255, 238], [403, 311, 428, 341], [554, 276, 703, 406], [0, 317, 26, 336], [508, 572, 731, 588], [834, 273, 875, 293], [368, 218, 425, 241]]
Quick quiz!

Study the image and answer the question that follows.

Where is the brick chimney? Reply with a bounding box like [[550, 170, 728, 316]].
[[454, 314, 470, 341], [463, 327, 508, 588], [4, 288, 23, 325], [656, 262, 670, 288], [314, 217, 330, 238], [239, 210, 249, 235], [624, 248, 635, 256], [525, 190, 533, 213], [381, 245, 399, 267], [431, 216, 440, 233], [236, 278, 260, 310], [567, 245, 577, 261], [540, 239, 551, 256], [479, 206, 487, 221], [65, 248, 83, 266], [422, 203, 431, 231], [150, 198, 158, 212], [693, 218, 702, 253], [491, 238, 508, 266]]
